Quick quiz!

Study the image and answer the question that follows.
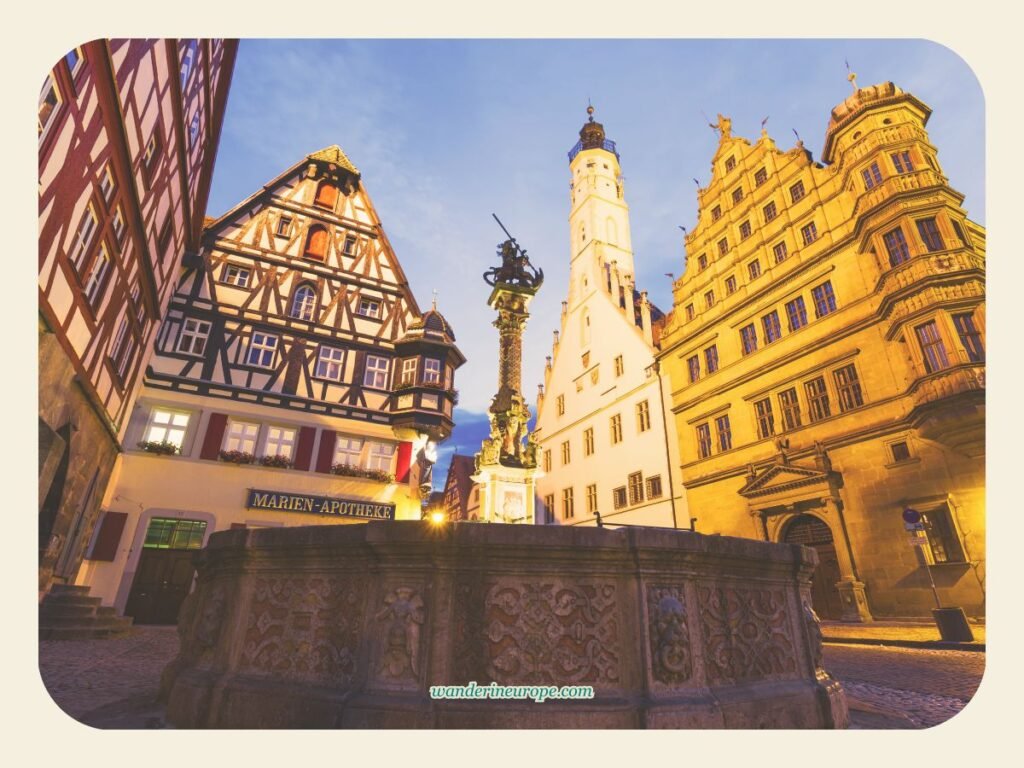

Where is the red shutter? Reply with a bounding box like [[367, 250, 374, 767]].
[[294, 426, 316, 471], [86, 511, 128, 562], [396, 441, 413, 483], [316, 430, 337, 473], [200, 412, 228, 460]]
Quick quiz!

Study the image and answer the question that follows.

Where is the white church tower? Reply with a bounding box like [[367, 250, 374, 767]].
[[533, 107, 687, 528]]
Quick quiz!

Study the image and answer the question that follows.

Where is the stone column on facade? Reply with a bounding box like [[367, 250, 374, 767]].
[[821, 495, 873, 622]]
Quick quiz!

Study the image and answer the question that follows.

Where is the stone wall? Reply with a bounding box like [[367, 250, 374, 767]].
[[161, 521, 848, 728]]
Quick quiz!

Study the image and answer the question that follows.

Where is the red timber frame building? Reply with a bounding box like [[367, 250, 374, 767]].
[[38, 39, 238, 598]]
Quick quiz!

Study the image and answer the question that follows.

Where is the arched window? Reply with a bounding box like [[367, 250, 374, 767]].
[[314, 180, 338, 210], [606, 217, 618, 246], [290, 284, 316, 321], [304, 225, 328, 260]]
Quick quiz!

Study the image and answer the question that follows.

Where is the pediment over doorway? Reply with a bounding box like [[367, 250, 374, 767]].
[[738, 462, 832, 499]]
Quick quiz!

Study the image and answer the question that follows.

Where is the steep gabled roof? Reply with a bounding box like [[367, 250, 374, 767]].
[[308, 145, 360, 177]]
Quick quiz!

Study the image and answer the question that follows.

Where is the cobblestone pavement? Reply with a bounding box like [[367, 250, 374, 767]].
[[39, 627, 180, 728], [823, 643, 985, 729], [821, 621, 985, 644], [40, 628, 984, 729]]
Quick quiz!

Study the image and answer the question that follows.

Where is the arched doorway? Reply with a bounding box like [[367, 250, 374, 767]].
[[782, 515, 843, 620]]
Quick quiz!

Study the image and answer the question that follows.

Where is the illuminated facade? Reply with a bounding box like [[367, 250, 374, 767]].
[[658, 82, 985, 620], [38, 39, 237, 598], [534, 109, 686, 528], [76, 146, 463, 623]]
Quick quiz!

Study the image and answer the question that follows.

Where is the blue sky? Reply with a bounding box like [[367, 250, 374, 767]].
[[205, 39, 985, 487]]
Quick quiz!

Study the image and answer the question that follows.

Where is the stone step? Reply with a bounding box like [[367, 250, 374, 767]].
[[40, 594, 103, 608], [39, 603, 99, 621], [47, 584, 92, 596]]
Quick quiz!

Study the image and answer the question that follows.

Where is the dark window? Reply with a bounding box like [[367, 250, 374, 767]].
[[916, 217, 945, 252], [801, 221, 818, 246], [275, 216, 292, 237], [883, 226, 911, 267], [786, 296, 808, 331], [861, 162, 883, 190], [613, 487, 628, 509], [685, 303, 695, 322], [833, 364, 864, 411], [704, 344, 719, 374], [891, 151, 914, 174], [725, 156, 736, 172], [687, 355, 700, 383], [953, 313, 985, 362], [755, 167, 768, 187], [740, 324, 758, 355], [748, 260, 761, 280], [732, 187, 744, 204], [646, 475, 663, 499], [725, 275, 737, 294], [773, 241, 788, 264], [790, 180, 805, 203], [754, 398, 775, 439], [715, 414, 732, 452], [951, 219, 966, 243], [705, 290, 715, 309], [890, 441, 911, 463], [915, 320, 950, 373], [143, 518, 207, 550], [762, 310, 782, 343], [343, 235, 357, 256], [920, 506, 965, 563], [740, 220, 752, 240], [718, 238, 729, 256], [804, 377, 831, 421], [811, 280, 837, 318], [697, 253, 708, 271], [711, 205, 722, 222], [778, 388, 802, 430], [763, 201, 777, 222], [696, 423, 712, 459]]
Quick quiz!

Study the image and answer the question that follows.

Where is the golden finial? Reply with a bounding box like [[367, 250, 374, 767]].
[[845, 59, 858, 92], [431, 288, 438, 311], [587, 99, 595, 122]]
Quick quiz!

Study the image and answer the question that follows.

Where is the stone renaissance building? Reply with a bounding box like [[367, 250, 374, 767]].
[[38, 39, 237, 600], [74, 145, 463, 624], [533, 108, 686, 529], [658, 82, 985, 620]]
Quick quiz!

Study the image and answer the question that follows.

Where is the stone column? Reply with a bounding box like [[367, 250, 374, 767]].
[[821, 496, 873, 622]]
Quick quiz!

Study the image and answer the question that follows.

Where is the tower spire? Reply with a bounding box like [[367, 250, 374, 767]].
[[845, 59, 859, 92]]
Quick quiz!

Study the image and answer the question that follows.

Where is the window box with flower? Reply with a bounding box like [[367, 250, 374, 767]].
[[259, 454, 293, 469], [330, 463, 395, 483], [219, 450, 257, 465], [137, 440, 180, 456]]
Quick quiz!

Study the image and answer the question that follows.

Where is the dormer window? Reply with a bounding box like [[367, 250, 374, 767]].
[[423, 359, 442, 385], [314, 180, 338, 210]]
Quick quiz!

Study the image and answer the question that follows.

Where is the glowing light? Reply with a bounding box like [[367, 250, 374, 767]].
[[429, 511, 447, 525]]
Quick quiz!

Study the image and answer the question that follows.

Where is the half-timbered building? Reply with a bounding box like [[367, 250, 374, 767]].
[[76, 146, 464, 624], [38, 39, 237, 600]]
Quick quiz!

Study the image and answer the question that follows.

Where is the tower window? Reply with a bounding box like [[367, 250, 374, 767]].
[[883, 226, 911, 267], [916, 217, 945, 252], [891, 151, 914, 174], [861, 162, 883, 190]]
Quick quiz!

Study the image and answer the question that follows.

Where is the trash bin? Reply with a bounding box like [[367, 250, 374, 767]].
[[932, 607, 974, 642]]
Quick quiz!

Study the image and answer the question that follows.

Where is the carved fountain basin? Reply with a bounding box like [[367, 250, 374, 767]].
[[161, 521, 848, 728]]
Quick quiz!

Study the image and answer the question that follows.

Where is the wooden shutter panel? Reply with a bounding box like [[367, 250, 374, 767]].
[[294, 426, 316, 471], [86, 511, 128, 562], [200, 412, 228, 460], [316, 430, 337, 473], [396, 441, 413, 483]]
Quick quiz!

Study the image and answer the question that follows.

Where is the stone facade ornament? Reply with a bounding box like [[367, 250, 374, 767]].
[[647, 585, 693, 685], [374, 586, 425, 680]]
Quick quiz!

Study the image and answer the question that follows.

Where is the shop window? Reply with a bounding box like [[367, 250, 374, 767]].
[[920, 505, 966, 564]]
